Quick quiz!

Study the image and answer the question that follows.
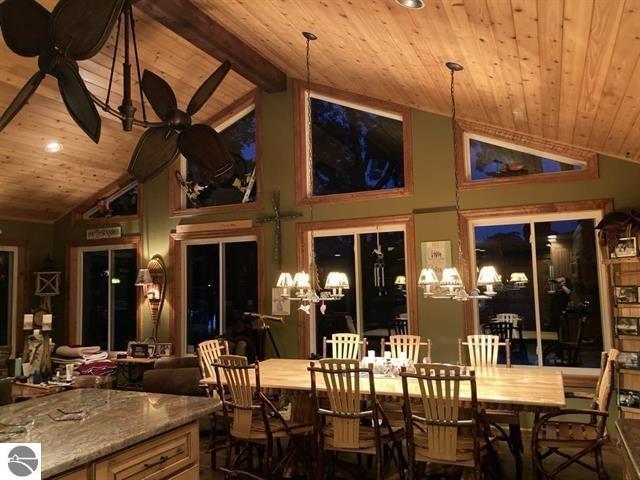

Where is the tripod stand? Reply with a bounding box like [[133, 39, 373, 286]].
[[244, 312, 284, 360]]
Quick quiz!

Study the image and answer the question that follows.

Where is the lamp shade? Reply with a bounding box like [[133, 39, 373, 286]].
[[276, 272, 294, 288], [394, 275, 407, 285], [135, 268, 153, 286], [293, 271, 311, 289], [477, 266, 500, 285], [440, 267, 463, 288], [325, 271, 349, 290], [510, 272, 529, 283], [418, 268, 439, 286]]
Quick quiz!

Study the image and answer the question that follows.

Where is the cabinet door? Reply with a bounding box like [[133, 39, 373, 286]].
[[56, 468, 89, 480]]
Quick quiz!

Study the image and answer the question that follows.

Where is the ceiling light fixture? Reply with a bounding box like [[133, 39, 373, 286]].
[[395, 0, 425, 9], [44, 142, 63, 153]]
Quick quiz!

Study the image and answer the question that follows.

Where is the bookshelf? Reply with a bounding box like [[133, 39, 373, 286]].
[[604, 231, 640, 420]]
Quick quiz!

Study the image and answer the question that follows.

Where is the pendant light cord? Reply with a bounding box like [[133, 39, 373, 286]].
[[449, 66, 466, 279], [305, 33, 319, 290]]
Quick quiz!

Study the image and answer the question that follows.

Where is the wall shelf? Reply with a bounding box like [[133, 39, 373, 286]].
[[604, 257, 640, 265]]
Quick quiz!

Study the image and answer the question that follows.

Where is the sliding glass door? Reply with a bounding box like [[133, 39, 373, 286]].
[[471, 212, 607, 369], [184, 238, 258, 353], [0, 248, 17, 348], [80, 246, 137, 351]]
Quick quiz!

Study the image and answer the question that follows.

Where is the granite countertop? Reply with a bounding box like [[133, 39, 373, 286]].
[[0, 389, 218, 478], [617, 419, 640, 478]]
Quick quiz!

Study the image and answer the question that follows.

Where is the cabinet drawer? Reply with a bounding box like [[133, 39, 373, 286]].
[[167, 464, 198, 480], [56, 468, 89, 480], [93, 422, 198, 480]]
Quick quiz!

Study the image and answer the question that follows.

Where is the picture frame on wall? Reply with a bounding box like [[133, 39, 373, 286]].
[[616, 317, 640, 336], [421, 240, 452, 280], [615, 286, 639, 305], [272, 288, 291, 316], [612, 237, 638, 258]]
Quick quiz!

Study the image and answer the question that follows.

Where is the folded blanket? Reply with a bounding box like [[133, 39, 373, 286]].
[[83, 351, 108, 362], [51, 356, 84, 365], [55, 345, 101, 358], [77, 360, 116, 376]]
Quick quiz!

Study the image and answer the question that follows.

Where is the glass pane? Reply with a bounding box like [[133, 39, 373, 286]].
[[534, 219, 603, 368], [475, 224, 537, 365], [187, 109, 257, 207], [224, 241, 258, 335], [88, 184, 137, 218], [82, 251, 109, 350], [111, 249, 137, 350], [314, 235, 356, 354], [360, 231, 407, 352], [186, 244, 220, 352], [311, 97, 404, 196], [469, 138, 583, 181], [0, 250, 14, 346]]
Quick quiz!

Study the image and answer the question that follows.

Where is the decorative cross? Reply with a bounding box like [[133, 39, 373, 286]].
[[257, 192, 302, 267]]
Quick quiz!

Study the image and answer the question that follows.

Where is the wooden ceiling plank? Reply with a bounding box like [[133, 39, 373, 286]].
[[135, 0, 286, 93]]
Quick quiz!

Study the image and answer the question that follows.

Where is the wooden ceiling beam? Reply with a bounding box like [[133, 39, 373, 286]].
[[135, 0, 286, 93]]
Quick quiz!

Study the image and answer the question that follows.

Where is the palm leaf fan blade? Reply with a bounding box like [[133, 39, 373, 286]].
[[128, 126, 179, 182], [51, 0, 125, 60], [56, 60, 101, 143], [186, 61, 231, 116], [0, 71, 45, 132], [141, 70, 177, 121], [178, 124, 234, 181], [0, 0, 50, 57]]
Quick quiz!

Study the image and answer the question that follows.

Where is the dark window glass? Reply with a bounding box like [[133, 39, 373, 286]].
[[469, 138, 583, 181], [314, 235, 357, 354], [310, 97, 404, 196], [0, 250, 14, 346], [187, 244, 220, 351], [224, 242, 258, 332], [187, 110, 257, 208], [82, 251, 109, 349], [534, 219, 602, 368], [111, 249, 137, 350], [88, 184, 138, 218], [475, 224, 536, 365]]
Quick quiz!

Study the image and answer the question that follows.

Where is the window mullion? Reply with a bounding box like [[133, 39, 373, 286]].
[[529, 222, 544, 367], [355, 234, 363, 335], [107, 249, 113, 351], [219, 243, 226, 335]]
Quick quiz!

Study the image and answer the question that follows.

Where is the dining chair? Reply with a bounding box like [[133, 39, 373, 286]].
[[213, 355, 313, 478], [400, 363, 499, 480], [483, 321, 527, 364], [532, 349, 619, 480], [380, 335, 432, 364], [308, 359, 405, 480], [322, 333, 367, 359]]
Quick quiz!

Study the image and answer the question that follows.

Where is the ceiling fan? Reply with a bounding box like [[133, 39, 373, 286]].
[[127, 62, 236, 183], [0, 0, 125, 143]]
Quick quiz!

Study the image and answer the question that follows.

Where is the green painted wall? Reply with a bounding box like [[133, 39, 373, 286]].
[[49, 81, 640, 362]]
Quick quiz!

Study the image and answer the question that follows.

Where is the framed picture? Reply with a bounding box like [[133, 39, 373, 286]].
[[619, 389, 640, 408], [155, 343, 172, 357], [421, 240, 452, 280], [619, 352, 640, 370], [615, 286, 639, 304], [612, 237, 638, 258], [272, 287, 291, 316], [129, 343, 151, 358], [616, 317, 640, 336]]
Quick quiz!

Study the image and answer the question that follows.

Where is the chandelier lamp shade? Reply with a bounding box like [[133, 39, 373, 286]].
[[477, 266, 501, 296], [418, 268, 439, 296], [324, 272, 349, 298], [510, 272, 529, 284]]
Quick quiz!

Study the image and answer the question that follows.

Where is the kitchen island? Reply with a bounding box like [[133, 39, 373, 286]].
[[618, 419, 640, 480], [0, 388, 218, 479]]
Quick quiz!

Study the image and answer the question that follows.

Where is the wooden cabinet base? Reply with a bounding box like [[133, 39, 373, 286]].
[[53, 422, 200, 480]]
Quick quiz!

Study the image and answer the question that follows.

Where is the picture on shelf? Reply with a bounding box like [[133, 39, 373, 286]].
[[616, 317, 640, 336], [612, 237, 638, 258], [614, 286, 639, 305], [619, 352, 640, 370], [619, 389, 640, 409], [155, 343, 172, 357]]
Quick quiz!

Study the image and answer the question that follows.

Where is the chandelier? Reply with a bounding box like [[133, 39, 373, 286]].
[[418, 62, 500, 302], [274, 32, 349, 315]]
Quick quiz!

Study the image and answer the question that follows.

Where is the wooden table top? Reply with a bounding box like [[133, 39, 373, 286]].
[[203, 358, 566, 411], [112, 356, 158, 364]]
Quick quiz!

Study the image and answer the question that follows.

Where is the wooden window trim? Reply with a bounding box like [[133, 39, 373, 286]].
[[168, 90, 263, 218], [459, 199, 614, 361], [296, 214, 417, 359], [293, 80, 414, 206], [71, 174, 142, 226], [455, 119, 599, 190], [169, 225, 264, 356], [0, 239, 28, 356], [65, 236, 143, 346]]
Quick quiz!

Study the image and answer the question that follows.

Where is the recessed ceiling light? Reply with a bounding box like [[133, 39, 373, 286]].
[[395, 0, 425, 9], [44, 142, 63, 153]]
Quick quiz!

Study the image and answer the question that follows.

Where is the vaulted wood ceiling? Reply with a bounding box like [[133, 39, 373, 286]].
[[0, 0, 254, 222], [2, 0, 640, 222]]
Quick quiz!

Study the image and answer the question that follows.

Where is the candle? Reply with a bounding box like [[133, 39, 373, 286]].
[[23, 314, 33, 330], [42, 314, 53, 331], [367, 350, 375, 358]]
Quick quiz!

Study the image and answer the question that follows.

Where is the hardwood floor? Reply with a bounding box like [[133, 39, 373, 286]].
[[198, 432, 623, 479]]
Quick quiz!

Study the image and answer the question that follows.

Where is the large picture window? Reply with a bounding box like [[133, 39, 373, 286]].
[[465, 205, 611, 371], [183, 237, 259, 353], [78, 245, 138, 351], [296, 83, 412, 203], [0, 247, 17, 349]]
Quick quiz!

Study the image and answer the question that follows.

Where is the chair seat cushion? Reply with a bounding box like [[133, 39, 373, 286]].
[[413, 429, 495, 466], [536, 421, 601, 447], [322, 423, 404, 451]]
